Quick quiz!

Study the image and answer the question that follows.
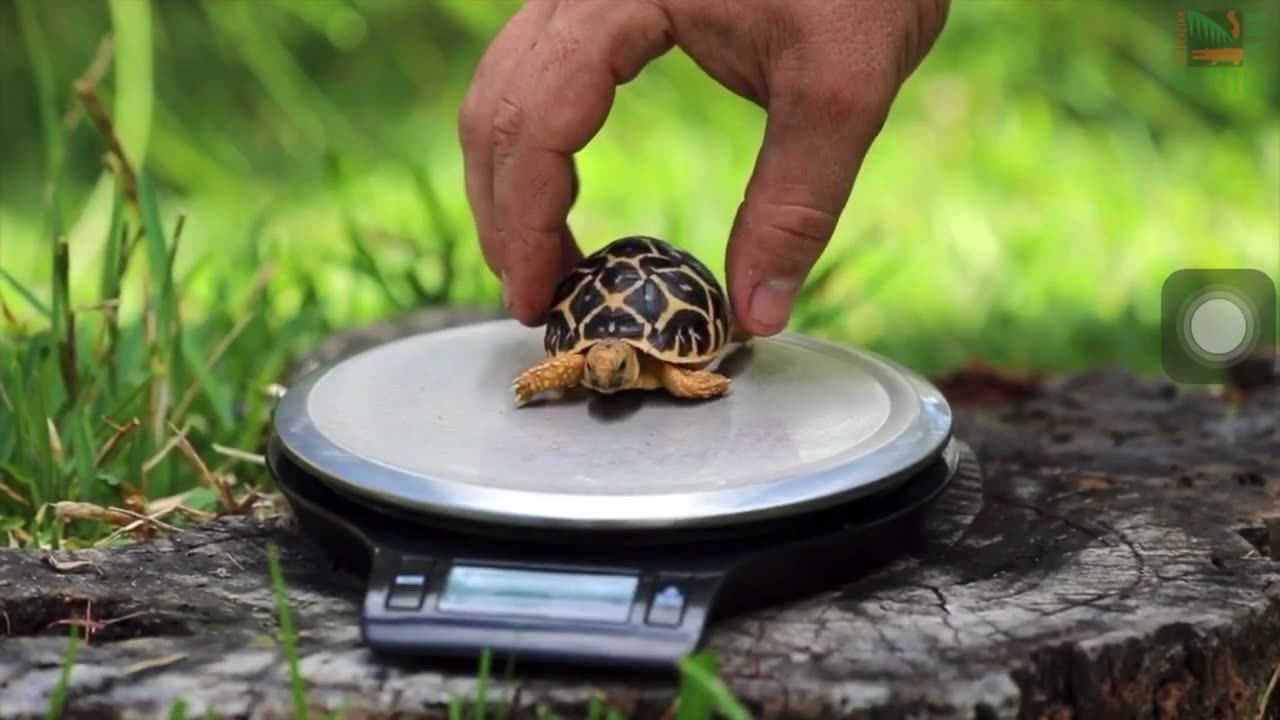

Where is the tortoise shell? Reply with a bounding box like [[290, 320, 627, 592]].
[[543, 236, 731, 364]]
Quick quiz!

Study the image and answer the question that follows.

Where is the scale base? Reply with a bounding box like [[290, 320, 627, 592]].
[[268, 434, 968, 672]]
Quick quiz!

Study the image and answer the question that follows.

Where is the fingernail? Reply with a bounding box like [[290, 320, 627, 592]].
[[749, 278, 798, 334], [501, 272, 513, 312]]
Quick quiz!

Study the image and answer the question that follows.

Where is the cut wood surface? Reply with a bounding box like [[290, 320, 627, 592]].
[[1, 308, 1278, 720]]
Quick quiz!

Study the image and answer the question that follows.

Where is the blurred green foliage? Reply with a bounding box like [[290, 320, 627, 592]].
[[2, 0, 1277, 377]]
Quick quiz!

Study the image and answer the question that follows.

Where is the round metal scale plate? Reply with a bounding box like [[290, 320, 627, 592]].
[[271, 319, 953, 531]]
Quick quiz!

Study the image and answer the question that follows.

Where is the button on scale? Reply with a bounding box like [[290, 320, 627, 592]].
[[645, 584, 686, 626], [385, 557, 433, 610]]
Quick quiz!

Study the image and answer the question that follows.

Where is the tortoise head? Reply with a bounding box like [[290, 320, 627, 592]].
[[582, 340, 640, 393]]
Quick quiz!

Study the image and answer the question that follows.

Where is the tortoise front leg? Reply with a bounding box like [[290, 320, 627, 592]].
[[511, 354, 586, 406], [659, 364, 731, 400]]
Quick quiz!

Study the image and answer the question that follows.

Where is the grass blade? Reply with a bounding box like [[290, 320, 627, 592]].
[[98, 176, 125, 322], [51, 239, 79, 412], [493, 651, 518, 720], [45, 627, 80, 720], [0, 267, 51, 320], [675, 651, 752, 720], [135, 171, 173, 352], [266, 543, 308, 720], [406, 162, 457, 304], [15, 336, 60, 506], [344, 214, 405, 310], [14, 0, 63, 179], [474, 648, 490, 720], [133, 171, 177, 494], [72, 407, 97, 503]]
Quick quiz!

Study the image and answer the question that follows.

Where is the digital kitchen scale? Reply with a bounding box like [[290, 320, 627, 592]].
[[266, 319, 961, 671]]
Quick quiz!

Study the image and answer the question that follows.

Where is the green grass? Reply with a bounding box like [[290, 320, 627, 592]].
[[0, 153, 318, 548]]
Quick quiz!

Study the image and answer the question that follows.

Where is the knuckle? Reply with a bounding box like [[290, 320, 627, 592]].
[[785, 68, 895, 138], [814, 80, 861, 114], [457, 92, 488, 146], [491, 95, 526, 148], [767, 202, 839, 245], [751, 202, 836, 271], [819, 79, 891, 126]]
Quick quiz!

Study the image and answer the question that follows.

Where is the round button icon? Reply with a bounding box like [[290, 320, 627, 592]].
[[1179, 286, 1257, 366], [1189, 297, 1248, 355], [1161, 268, 1277, 384]]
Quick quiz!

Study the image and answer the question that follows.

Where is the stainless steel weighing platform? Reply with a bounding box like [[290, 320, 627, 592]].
[[266, 319, 960, 670]]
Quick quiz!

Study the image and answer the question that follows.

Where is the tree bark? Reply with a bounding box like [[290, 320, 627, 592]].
[[2, 308, 1277, 720]]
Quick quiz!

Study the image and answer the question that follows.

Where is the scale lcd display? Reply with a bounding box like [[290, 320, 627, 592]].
[[438, 564, 639, 624]]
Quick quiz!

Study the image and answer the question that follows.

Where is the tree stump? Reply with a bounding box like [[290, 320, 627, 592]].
[[2, 309, 1277, 720]]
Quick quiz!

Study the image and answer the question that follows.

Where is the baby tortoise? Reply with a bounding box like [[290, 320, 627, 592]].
[[512, 236, 746, 406]]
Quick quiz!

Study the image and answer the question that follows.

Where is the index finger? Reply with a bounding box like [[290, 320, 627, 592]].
[[489, 1, 672, 324], [457, 0, 561, 280]]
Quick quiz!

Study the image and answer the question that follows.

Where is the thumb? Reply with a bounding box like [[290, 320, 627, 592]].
[[724, 81, 892, 337]]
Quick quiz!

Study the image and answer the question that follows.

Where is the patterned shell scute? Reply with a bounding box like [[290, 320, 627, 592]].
[[543, 236, 730, 363]]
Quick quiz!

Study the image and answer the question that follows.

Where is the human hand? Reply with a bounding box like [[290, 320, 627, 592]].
[[458, 0, 949, 336]]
